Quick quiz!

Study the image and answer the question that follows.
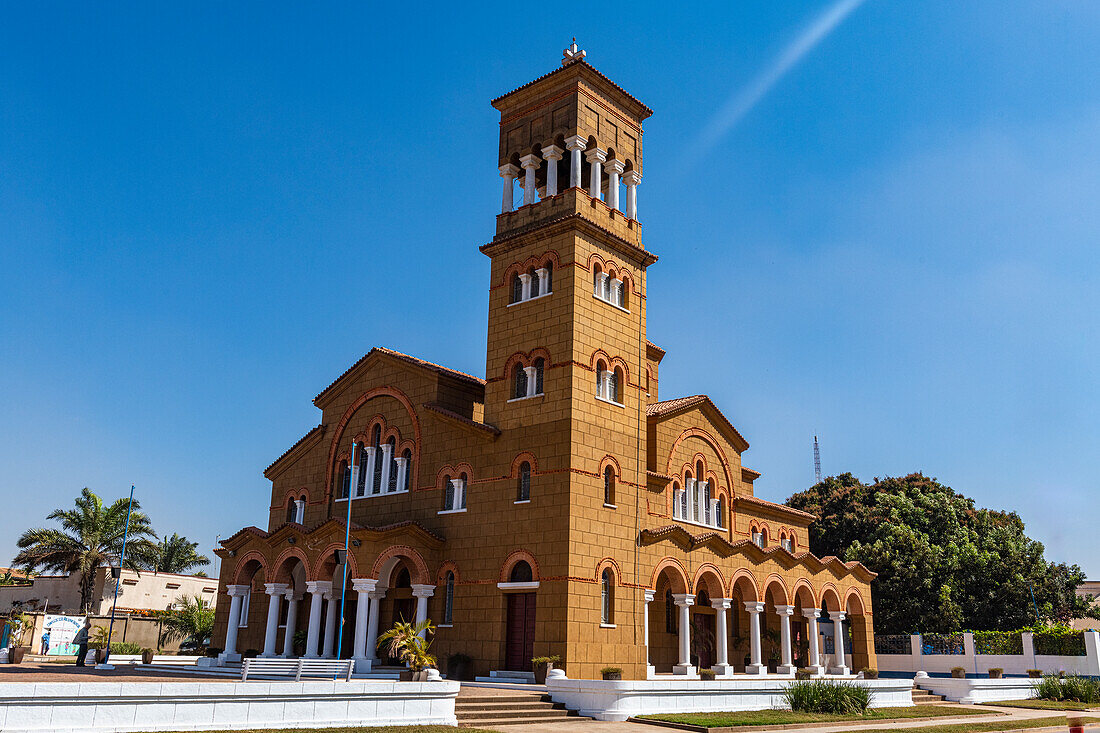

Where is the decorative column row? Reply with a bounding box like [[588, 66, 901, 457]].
[[303, 580, 331, 658], [282, 589, 301, 657], [219, 584, 250, 663], [261, 583, 289, 657], [672, 593, 695, 676]]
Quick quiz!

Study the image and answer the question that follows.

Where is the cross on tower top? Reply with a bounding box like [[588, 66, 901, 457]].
[[562, 37, 586, 66]]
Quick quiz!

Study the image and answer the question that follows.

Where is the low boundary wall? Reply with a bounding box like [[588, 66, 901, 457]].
[[546, 677, 912, 721], [0, 679, 459, 732], [916, 676, 1039, 704], [876, 631, 1100, 677]]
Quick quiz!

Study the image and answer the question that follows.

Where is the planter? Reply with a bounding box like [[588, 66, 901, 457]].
[[601, 670, 622, 681], [141, 649, 155, 664], [951, 667, 967, 679], [448, 655, 471, 682], [533, 662, 552, 685], [988, 668, 1003, 679]]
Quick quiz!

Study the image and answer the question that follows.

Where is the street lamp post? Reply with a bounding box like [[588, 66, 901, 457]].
[[96, 485, 135, 670]]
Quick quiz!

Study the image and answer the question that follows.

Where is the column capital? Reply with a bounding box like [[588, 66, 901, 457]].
[[306, 580, 333, 595], [743, 601, 765, 613], [832, 611, 847, 622], [535, 266, 548, 275], [519, 153, 541, 170], [624, 170, 642, 186], [711, 597, 733, 610], [671, 593, 695, 607], [410, 583, 435, 599], [644, 588, 656, 603], [351, 578, 378, 593], [585, 147, 608, 164], [226, 584, 251, 597], [518, 272, 532, 283], [774, 604, 796, 616], [803, 608, 822, 620], [541, 144, 564, 160], [499, 163, 520, 178], [564, 134, 587, 151], [283, 590, 303, 601], [605, 159, 625, 175], [394, 455, 408, 467], [264, 582, 289, 596]]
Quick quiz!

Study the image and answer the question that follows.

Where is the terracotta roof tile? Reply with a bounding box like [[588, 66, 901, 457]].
[[265, 424, 324, 476], [314, 347, 484, 404], [491, 59, 653, 118], [423, 402, 501, 436], [731, 494, 816, 521]]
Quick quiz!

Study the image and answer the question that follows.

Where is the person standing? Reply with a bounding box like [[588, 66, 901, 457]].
[[40, 630, 50, 655], [73, 619, 91, 667]]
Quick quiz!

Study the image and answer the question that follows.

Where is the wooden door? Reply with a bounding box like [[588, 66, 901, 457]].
[[505, 593, 536, 671]]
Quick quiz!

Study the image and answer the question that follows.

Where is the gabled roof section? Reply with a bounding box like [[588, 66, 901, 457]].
[[491, 58, 653, 120], [423, 402, 501, 438], [314, 346, 485, 407], [731, 494, 816, 523], [646, 340, 665, 363], [264, 424, 326, 479], [647, 395, 750, 452]]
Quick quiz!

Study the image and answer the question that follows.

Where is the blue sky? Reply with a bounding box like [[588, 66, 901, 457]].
[[2, 1, 1097, 578]]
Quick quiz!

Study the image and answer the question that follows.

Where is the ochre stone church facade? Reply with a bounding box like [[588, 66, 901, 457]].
[[212, 50, 878, 681]]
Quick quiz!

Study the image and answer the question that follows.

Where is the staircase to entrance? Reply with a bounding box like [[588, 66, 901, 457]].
[[456, 686, 586, 727]]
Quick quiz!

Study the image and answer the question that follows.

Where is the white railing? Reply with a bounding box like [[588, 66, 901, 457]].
[[875, 630, 1100, 677]]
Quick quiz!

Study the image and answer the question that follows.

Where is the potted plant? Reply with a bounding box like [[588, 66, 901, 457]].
[[1027, 669, 1043, 678], [531, 655, 561, 684], [6, 612, 33, 664], [141, 648, 155, 664], [448, 653, 472, 681], [700, 669, 716, 681], [795, 668, 813, 680], [951, 667, 967, 679], [861, 668, 879, 679], [600, 666, 622, 681], [988, 668, 1003, 679], [378, 620, 437, 681]]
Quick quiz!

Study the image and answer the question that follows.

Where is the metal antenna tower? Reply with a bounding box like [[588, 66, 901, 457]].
[[813, 436, 822, 484]]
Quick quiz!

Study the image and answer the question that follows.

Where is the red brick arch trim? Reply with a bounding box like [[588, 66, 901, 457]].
[[510, 452, 539, 477], [762, 573, 790, 605], [844, 587, 867, 614], [326, 387, 421, 500], [598, 454, 622, 478], [500, 348, 553, 382], [589, 350, 631, 384], [436, 560, 461, 586], [791, 578, 818, 608], [231, 551, 269, 587], [435, 463, 475, 491], [309, 542, 361, 581], [500, 549, 540, 583], [693, 563, 726, 598], [820, 583, 843, 612], [271, 547, 311, 584], [650, 557, 690, 594], [728, 568, 760, 602], [499, 251, 563, 288], [281, 487, 310, 506], [664, 428, 735, 496], [371, 545, 430, 586], [594, 557, 622, 585], [585, 253, 638, 290]]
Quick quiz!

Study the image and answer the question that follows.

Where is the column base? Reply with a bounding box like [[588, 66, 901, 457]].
[[354, 657, 374, 673], [217, 652, 242, 665], [806, 665, 826, 677], [711, 663, 735, 677], [744, 663, 767, 675], [672, 664, 698, 677], [260, 651, 279, 658], [646, 665, 656, 680], [777, 664, 798, 675], [829, 665, 851, 676]]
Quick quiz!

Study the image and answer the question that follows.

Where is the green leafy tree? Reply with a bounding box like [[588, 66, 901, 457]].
[[14, 488, 158, 612], [786, 473, 1099, 633], [157, 594, 215, 647], [145, 533, 210, 575]]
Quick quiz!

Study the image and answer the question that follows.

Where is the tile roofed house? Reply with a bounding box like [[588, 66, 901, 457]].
[[211, 46, 878, 681]]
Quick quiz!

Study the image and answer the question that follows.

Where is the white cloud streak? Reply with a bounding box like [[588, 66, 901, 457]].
[[682, 0, 869, 170]]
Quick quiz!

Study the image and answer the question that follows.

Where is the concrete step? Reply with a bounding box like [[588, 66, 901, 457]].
[[457, 709, 573, 721], [490, 670, 535, 681], [474, 675, 533, 684], [459, 716, 584, 727], [458, 696, 548, 704], [459, 702, 559, 711]]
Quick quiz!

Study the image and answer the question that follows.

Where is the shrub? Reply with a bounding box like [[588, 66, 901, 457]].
[[1033, 674, 1100, 703], [951, 667, 967, 678], [109, 642, 144, 655], [700, 669, 716, 680], [531, 655, 561, 666], [988, 668, 1003, 679], [1027, 669, 1043, 678], [600, 667, 623, 680], [783, 680, 872, 714], [861, 668, 879, 679]]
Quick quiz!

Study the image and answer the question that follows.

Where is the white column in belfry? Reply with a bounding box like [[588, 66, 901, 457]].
[[499, 164, 519, 213], [605, 159, 624, 211], [519, 154, 541, 207], [541, 145, 563, 197], [624, 170, 641, 220], [564, 135, 586, 189], [586, 147, 607, 200]]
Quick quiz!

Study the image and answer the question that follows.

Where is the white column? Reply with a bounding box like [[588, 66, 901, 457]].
[[712, 598, 734, 676], [363, 446, 378, 494], [605, 159, 624, 211], [321, 590, 338, 658], [219, 584, 249, 662], [775, 605, 796, 675], [624, 170, 641, 220], [294, 498, 305, 523], [282, 591, 301, 657], [541, 145, 563, 197], [564, 135, 586, 189], [524, 366, 538, 397], [643, 589, 655, 678], [519, 272, 532, 301], [304, 581, 331, 658], [803, 609, 824, 675], [379, 442, 394, 492], [499, 164, 519, 213], [351, 578, 377, 670], [261, 583, 289, 657], [394, 456, 408, 493], [519, 153, 541, 206], [744, 601, 766, 675], [365, 587, 386, 664], [831, 612, 849, 675], [411, 584, 435, 639], [595, 271, 608, 299], [672, 593, 696, 676], [586, 148, 607, 200], [535, 267, 550, 294]]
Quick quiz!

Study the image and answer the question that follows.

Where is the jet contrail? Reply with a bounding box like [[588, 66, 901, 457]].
[[683, 0, 869, 171]]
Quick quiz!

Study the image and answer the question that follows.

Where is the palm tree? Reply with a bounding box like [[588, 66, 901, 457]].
[[146, 533, 210, 575], [14, 488, 158, 612], [158, 594, 215, 647]]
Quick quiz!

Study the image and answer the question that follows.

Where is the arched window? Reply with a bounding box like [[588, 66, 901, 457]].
[[544, 262, 553, 293], [612, 367, 623, 403], [752, 526, 763, 547], [601, 568, 614, 624], [528, 266, 539, 298], [671, 481, 681, 519], [665, 588, 676, 634], [760, 527, 769, 547], [604, 270, 615, 301], [402, 448, 413, 492], [371, 425, 383, 494], [336, 460, 350, 500], [296, 494, 306, 524], [517, 461, 531, 502], [619, 277, 630, 309], [387, 437, 398, 492], [717, 495, 725, 529], [509, 560, 533, 583], [356, 442, 368, 497], [593, 265, 603, 297], [513, 363, 528, 399], [533, 358, 544, 395], [604, 465, 616, 506], [443, 571, 455, 625], [596, 360, 607, 399], [458, 472, 468, 509], [285, 499, 295, 524], [511, 273, 523, 304], [696, 460, 705, 480]]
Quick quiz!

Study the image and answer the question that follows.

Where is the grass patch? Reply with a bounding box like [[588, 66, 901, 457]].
[[637, 706, 991, 727], [853, 716, 1100, 733], [984, 699, 1097, 711]]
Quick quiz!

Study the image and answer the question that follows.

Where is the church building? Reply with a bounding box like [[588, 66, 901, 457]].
[[212, 45, 878, 681]]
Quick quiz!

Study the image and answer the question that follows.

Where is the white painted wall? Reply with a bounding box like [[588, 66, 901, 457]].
[[876, 631, 1100, 677], [916, 676, 1041, 704]]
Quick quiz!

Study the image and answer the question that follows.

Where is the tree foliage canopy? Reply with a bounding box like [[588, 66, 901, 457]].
[[786, 473, 1098, 633], [145, 533, 209, 575]]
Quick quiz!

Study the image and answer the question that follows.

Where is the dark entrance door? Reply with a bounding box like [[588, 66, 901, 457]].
[[505, 592, 536, 671]]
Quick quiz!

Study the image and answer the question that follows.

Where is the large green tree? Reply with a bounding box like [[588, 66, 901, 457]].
[[145, 533, 210, 575], [786, 473, 1098, 634], [14, 488, 159, 612], [157, 594, 215, 647]]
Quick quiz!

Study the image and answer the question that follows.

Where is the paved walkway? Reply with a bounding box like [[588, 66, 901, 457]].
[[0, 661, 232, 683]]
